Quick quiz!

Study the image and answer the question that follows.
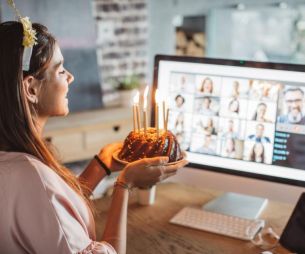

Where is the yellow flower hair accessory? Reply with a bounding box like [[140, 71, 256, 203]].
[[6, 0, 37, 70], [20, 17, 37, 48]]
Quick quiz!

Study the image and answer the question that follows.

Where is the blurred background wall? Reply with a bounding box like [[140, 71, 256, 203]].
[[1, 0, 102, 112], [148, 0, 305, 79], [3, 0, 305, 111]]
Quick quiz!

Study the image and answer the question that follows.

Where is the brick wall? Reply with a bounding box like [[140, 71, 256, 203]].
[[92, 0, 148, 105]]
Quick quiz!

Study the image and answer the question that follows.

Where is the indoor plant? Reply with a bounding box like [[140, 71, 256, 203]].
[[117, 74, 141, 107]]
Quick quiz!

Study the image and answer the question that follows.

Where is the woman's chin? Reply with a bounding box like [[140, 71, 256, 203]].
[[52, 110, 69, 117], [55, 106, 69, 116], [63, 109, 69, 116], [63, 99, 69, 115], [63, 106, 70, 116]]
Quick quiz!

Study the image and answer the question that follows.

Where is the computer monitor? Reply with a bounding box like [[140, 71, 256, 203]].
[[151, 55, 305, 218]]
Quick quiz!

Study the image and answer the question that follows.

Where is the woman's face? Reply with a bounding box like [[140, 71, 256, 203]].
[[175, 96, 184, 107], [36, 44, 74, 117], [229, 100, 239, 112], [257, 104, 266, 117], [262, 84, 271, 97], [203, 79, 213, 93]]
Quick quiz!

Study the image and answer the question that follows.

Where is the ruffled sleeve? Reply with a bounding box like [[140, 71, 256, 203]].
[[79, 241, 116, 254]]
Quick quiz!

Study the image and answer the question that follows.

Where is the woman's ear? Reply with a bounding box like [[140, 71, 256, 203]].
[[23, 75, 40, 104]]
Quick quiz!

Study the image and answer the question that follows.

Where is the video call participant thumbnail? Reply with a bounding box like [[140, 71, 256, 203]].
[[247, 123, 271, 143], [222, 138, 236, 158], [221, 119, 239, 139], [196, 134, 216, 155], [277, 87, 305, 125], [200, 118, 217, 136], [198, 97, 218, 116], [199, 77, 214, 94], [248, 142, 265, 163], [252, 102, 272, 123], [175, 94, 185, 109]]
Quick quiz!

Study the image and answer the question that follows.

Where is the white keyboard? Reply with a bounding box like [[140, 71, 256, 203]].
[[170, 207, 265, 240]]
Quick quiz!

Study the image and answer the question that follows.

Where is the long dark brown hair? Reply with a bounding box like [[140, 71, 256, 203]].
[[250, 143, 265, 163], [0, 21, 92, 208]]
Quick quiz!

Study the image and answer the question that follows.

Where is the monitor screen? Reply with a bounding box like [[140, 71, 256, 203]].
[[152, 55, 305, 187]]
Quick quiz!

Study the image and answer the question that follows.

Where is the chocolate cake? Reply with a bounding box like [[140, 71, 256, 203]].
[[118, 128, 183, 163]]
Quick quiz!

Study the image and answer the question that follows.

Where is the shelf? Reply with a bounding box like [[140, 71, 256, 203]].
[[43, 107, 132, 163]]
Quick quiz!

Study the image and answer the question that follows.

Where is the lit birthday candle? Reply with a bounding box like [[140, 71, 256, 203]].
[[143, 85, 149, 135], [133, 91, 140, 132], [155, 89, 160, 137]]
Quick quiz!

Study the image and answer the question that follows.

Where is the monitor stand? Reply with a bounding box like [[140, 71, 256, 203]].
[[202, 192, 268, 220]]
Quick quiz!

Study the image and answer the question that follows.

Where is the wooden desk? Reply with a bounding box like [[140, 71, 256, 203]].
[[93, 183, 294, 254]]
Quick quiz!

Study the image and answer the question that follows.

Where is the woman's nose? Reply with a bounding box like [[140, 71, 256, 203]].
[[67, 71, 74, 85]]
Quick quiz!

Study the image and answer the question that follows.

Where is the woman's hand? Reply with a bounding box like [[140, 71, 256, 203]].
[[98, 143, 124, 173], [118, 156, 188, 189]]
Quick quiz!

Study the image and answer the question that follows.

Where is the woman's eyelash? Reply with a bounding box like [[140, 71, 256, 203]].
[[59, 70, 66, 74]]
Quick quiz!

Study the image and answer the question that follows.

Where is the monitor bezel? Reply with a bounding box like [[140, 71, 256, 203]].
[[151, 54, 305, 188]]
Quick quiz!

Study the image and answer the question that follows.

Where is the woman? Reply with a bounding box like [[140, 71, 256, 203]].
[[252, 102, 271, 122], [174, 94, 185, 109], [223, 138, 236, 158], [0, 21, 187, 254], [231, 81, 240, 98], [201, 118, 216, 135], [199, 77, 213, 94], [227, 98, 240, 117], [249, 142, 265, 163], [174, 112, 184, 133]]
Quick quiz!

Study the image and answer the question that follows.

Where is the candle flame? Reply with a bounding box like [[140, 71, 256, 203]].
[[143, 85, 149, 109], [133, 91, 140, 104]]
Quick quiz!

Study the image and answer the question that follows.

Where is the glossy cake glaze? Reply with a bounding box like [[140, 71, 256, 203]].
[[118, 128, 183, 163]]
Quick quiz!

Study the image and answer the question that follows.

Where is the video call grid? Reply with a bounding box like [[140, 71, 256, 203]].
[[166, 70, 304, 166]]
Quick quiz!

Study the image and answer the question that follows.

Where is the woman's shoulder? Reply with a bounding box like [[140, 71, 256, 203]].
[[0, 151, 83, 206], [0, 150, 42, 170], [0, 151, 61, 188], [0, 151, 97, 254], [1, 150, 47, 170], [0, 151, 84, 215], [0, 152, 61, 216]]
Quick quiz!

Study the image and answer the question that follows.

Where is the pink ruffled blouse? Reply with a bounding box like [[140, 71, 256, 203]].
[[0, 151, 116, 254]]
